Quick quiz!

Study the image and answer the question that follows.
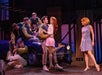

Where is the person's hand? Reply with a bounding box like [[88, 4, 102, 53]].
[[92, 41, 94, 47], [48, 34, 52, 37], [80, 44, 82, 49], [13, 48, 17, 53]]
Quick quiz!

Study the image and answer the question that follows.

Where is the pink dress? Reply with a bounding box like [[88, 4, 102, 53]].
[[46, 24, 55, 47]]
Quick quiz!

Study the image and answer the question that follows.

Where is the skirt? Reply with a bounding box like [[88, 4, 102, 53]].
[[46, 37, 55, 47], [81, 39, 93, 52]]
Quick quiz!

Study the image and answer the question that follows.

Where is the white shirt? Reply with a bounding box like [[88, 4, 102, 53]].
[[47, 24, 54, 35]]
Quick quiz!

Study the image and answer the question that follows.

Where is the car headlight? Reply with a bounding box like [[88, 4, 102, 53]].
[[67, 45, 70, 50]]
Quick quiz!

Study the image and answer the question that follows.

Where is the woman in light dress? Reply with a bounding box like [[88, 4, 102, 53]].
[[80, 17, 100, 71]]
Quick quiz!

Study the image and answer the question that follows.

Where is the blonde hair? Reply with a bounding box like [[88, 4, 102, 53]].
[[81, 17, 90, 25]]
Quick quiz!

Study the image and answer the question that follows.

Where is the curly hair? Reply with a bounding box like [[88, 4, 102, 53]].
[[81, 17, 90, 25]]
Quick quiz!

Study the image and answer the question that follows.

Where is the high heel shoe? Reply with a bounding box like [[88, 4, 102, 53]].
[[43, 65, 49, 71], [55, 64, 63, 70], [84, 67, 90, 71], [96, 65, 100, 72]]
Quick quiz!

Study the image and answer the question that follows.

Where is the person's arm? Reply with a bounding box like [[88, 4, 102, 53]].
[[22, 27, 33, 38], [89, 25, 94, 46], [38, 26, 50, 39], [6, 51, 11, 60], [80, 28, 82, 49], [10, 32, 15, 44], [38, 27, 43, 34], [37, 18, 42, 25]]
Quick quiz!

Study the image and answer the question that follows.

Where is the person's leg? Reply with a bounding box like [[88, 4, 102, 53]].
[[42, 44, 47, 65], [53, 52, 63, 69], [88, 50, 100, 71], [8, 54, 20, 61], [84, 52, 89, 71], [0, 60, 5, 75], [28, 37, 39, 42], [48, 46, 54, 69], [52, 43, 65, 53], [42, 42, 49, 71], [53, 52, 57, 64]]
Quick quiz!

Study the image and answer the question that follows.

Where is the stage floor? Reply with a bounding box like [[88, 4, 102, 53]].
[[6, 64, 102, 75]]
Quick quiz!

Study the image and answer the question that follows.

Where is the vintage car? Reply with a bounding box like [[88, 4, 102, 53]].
[[0, 40, 72, 66], [0, 22, 72, 66]]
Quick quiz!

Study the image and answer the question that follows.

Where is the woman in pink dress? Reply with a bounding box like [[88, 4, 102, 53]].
[[46, 17, 64, 70]]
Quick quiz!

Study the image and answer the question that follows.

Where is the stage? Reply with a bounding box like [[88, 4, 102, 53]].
[[6, 63, 102, 75], [1, 0, 102, 75]]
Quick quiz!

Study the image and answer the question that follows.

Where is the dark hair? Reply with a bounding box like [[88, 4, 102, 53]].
[[12, 23, 18, 32], [32, 12, 37, 16], [41, 16, 48, 23], [12, 23, 18, 28]]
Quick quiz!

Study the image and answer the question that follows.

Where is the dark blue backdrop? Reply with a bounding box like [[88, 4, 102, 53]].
[[94, 21, 102, 64]]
